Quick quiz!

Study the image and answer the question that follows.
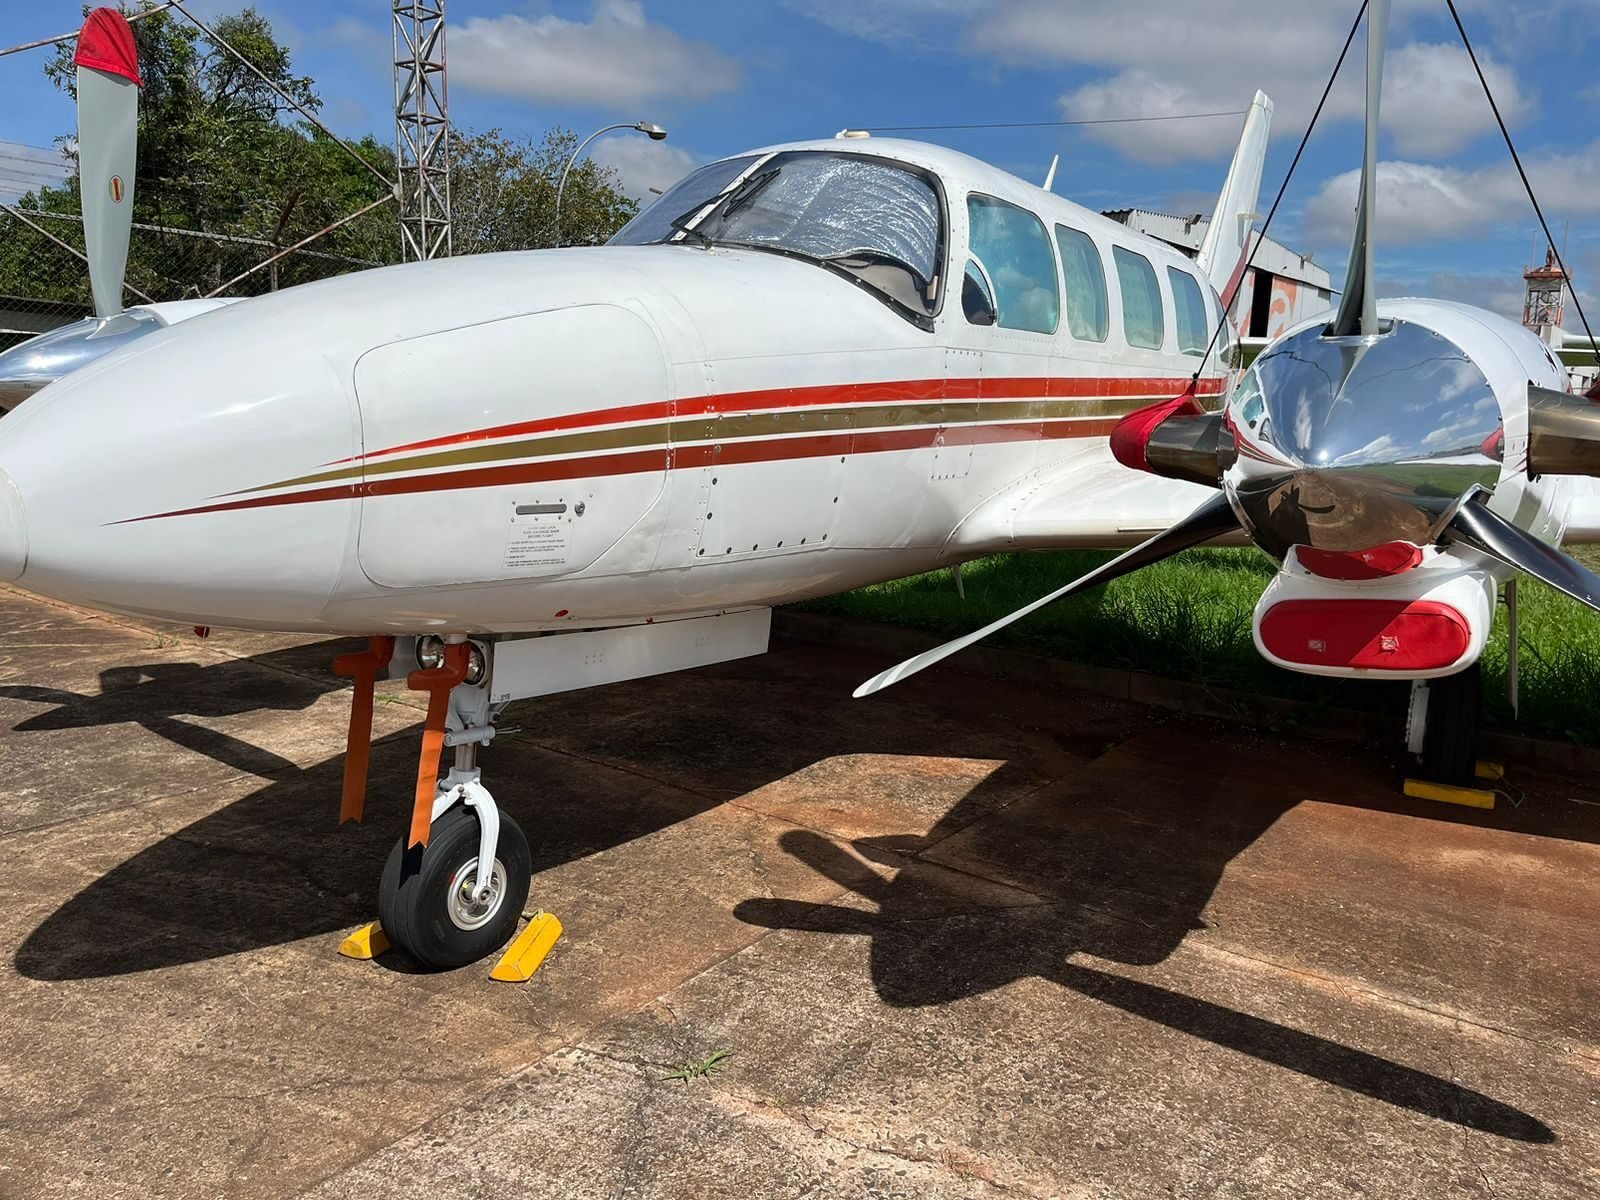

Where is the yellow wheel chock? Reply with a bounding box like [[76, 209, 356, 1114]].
[[339, 912, 562, 980], [1401, 760, 1505, 811], [490, 912, 563, 983], [1402, 778, 1496, 810], [338, 921, 391, 960]]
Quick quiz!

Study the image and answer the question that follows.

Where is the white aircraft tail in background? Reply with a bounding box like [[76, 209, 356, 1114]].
[[1196, 89, 1273, 310]]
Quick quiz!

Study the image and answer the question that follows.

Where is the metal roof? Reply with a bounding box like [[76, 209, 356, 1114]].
[[1103, 208, 1333, 291]]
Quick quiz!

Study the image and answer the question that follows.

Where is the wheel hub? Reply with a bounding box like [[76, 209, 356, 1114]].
[[446, 857, 507, 931]]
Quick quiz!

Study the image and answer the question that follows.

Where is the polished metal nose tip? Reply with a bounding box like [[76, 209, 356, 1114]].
[[0, 467, 27, 581]]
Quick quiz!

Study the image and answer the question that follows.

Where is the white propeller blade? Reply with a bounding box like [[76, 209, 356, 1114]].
[[853, 492, 1240, 698], [74, 8, 142, 320]]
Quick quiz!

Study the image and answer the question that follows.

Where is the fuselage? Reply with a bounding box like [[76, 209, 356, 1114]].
[[0, 138, 1232, 633]]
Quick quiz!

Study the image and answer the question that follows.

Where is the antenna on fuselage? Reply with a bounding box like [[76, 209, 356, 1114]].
[[1329, 0, 1389, 338], [1042, 154, 1059, 193]]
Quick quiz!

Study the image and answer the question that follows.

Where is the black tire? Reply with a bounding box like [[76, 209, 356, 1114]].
[[1419, 662, 1483, 787], [378, 804, 532, 970]]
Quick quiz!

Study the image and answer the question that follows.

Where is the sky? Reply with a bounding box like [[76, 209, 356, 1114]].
[[2, 0, 1599, 321]]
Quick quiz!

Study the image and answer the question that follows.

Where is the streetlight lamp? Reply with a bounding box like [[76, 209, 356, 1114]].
[[553, 120, 669, 248]]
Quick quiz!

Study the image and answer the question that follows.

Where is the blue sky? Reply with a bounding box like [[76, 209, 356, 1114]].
[[4, 0, 1599, 319]]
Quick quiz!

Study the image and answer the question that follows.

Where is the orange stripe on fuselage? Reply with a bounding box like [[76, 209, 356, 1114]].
[[332, 375, 1227, 466]]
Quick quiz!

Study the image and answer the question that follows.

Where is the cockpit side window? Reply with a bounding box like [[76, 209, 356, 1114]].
[[963, 260, 997, 326], [966, 194, 1059, 334]]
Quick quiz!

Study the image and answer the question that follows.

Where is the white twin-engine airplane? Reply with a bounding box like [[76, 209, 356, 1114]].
[[11, 3, 1600, 975], [0, 11, 1274, 969]]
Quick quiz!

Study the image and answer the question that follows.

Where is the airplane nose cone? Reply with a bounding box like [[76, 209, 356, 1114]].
[[0, 466, 26, 581]]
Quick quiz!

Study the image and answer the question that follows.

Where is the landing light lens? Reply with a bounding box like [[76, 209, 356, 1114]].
[[416, 635, 445, 670]]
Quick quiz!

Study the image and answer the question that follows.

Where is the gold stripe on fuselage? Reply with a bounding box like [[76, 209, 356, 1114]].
[[235, 393, 1177, 496]]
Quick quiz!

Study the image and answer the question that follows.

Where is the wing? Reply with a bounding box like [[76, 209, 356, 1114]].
[[946, 450, 1246, 556]]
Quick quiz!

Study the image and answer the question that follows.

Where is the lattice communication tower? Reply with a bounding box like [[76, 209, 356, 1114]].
[[393, 1, 452, 260]]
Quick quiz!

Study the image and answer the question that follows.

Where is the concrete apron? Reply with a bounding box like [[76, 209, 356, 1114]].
[[1, 586, 1598, 1199]]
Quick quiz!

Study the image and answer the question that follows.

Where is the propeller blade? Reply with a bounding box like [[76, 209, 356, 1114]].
[[854, 491, 1240, 698], [74, 8, 142, 320], [1445, 493, 1600, 614], [1329, 0, 1389, 338]]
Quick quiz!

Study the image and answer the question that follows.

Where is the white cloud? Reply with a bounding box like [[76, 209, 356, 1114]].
[[1305, 147, 1600, 247], [794, 0, 1536, 165], [780, 0, 970, 47], [1380, 43, 1531, 158], [452, 1, 740, 109], [1040, 19, 1529, 163], [589, 136, 698, 202]]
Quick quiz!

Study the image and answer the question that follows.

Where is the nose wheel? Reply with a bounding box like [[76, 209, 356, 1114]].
[[378, 802, 532, 970]]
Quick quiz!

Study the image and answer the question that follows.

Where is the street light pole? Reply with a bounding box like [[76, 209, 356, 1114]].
[[553, 120, 668, 248]]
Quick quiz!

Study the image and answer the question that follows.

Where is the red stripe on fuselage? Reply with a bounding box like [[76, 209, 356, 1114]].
[[126, 417, 1125, 523], [329, 375, 1228, 466]]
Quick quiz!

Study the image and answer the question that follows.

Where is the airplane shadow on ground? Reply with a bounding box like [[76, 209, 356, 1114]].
[[0, 641, 356, 777], [736, 811, 1558, 1144], [7, 637, 1572, 1143]]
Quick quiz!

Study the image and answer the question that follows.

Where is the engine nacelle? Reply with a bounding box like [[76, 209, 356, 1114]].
[[1251, 545, 1496, 680]]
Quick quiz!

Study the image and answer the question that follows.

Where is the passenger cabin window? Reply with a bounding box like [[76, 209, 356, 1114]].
[[966, 194, 1059, 334], [611, 150, 947, 328], [1054, 224, 1109, 342], [1208, 283, 1235, 369], [1168, 267, 1209, 356], [1113, 246, 1164, 350]]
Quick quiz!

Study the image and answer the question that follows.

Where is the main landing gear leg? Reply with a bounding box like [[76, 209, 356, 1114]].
[[1402, 662, 1502, 809], [336, 636, 557, 975]]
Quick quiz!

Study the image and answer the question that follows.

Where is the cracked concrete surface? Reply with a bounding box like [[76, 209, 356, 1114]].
[[2, 586, 1599, 1198]]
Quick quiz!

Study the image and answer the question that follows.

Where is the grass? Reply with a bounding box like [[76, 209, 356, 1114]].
[[801, 547, 1600, 745], [660, 1049, 733, 1084]]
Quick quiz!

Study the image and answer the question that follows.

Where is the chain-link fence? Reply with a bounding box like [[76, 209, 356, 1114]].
[[0, 2, 408, 354], [0, 198, 400, 352]]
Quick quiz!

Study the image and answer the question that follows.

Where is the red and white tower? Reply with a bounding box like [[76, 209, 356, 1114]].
[[1523, 248, 1569, 344]]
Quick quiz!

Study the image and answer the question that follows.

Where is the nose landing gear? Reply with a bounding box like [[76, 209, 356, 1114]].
[[336, 635, 546, 974]]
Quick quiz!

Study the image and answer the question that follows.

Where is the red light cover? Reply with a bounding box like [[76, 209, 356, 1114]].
[[1296, 542, 1423, 581], [74, 9, 142, 87], [1109, 383, 1204, 473], [1259, 599, 1470, 671]]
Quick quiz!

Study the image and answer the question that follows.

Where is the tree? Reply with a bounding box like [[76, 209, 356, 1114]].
[[0, 4, 640, 312], [450, 127, 637, 253]]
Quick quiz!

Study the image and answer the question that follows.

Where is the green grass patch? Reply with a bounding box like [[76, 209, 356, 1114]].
[[801, 547, 1600, 745]]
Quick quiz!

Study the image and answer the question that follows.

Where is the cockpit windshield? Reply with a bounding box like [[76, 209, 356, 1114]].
[[608, 155, 761, 247], [609, 150, 946, 327]]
